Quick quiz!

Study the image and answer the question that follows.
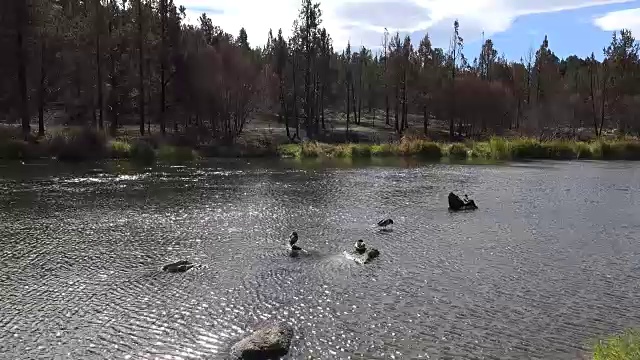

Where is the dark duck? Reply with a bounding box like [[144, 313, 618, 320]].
[[354, 239, 367, 254], [162, 260, 194, 273], [377, 218, 394, 229], [289, 231, 301, 250]]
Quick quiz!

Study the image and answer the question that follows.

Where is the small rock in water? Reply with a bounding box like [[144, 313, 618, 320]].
[[230, 322, 293, 360]]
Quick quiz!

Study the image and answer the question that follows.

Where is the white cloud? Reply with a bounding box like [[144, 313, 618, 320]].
[[176, 0, 634, 49], [594, 7, 640, 34]]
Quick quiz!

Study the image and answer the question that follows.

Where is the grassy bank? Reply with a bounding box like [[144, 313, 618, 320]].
[[3, 125, 640, 163], [277, 137, 640, 161], [592, 329, 640, 359], [0, 127, 278, 163]]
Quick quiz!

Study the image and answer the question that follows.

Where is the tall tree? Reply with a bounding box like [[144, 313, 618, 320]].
[[448, 20, 464, 139]]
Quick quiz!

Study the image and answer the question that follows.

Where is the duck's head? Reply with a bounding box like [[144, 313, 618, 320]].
[[388, 219, 394, 224], [290, 231, 298, 239], [356, 239, 364, 246]]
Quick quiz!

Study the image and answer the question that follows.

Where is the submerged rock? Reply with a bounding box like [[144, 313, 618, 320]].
[[162, 260, 194, 273], [345, 248, 381, 264], [230, 322, 293, 360], [365, 248, 380, 263]]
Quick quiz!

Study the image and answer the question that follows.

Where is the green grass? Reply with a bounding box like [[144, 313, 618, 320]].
[[109, 140, 132, 159], [48, 128, 108, 162], [446, 143, 470, 160], [277, 143, 301, 158], [370, 143, 395, 157], [593, 329, 640, 360], [157, 145, 199, 163], [273, 137, 640, 162], [2, 123, 640, 164], [130, 141, 156, 164]]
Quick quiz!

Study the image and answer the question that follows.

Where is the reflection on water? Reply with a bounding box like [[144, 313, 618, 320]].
[[1, 159, 640, 359]]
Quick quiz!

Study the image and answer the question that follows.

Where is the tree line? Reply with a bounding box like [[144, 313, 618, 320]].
[[2, 0, 640, 143]]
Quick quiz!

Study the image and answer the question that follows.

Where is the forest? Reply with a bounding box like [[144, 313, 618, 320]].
[[2, 0, 640, 150]]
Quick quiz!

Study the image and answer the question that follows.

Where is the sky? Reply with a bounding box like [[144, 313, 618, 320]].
[[176, 0, 640, 61]]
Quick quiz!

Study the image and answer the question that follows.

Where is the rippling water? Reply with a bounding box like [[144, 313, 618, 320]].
[[1, 159, 640, 359]]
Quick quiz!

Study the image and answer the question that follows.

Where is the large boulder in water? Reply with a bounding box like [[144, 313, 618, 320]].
[[230, 322, 293, 360], [448, 192, 478, 211]]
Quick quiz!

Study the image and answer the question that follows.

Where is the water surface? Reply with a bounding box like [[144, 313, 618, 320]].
[[1, 159, 639, 359]]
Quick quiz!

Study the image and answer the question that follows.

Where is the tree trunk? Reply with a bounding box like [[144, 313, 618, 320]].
[[351, 80, 357, 124], [394, 87, 399, 133], [320, 84, 325, 130], [357, 96, 362, 125], [372, 106, 376, 127], [137, 0, 145, 136], [38, 40, 46, 137], [401, 69, 407, 132], [423, 105, 428, 136], [450, 45, 456, 140], [108, 20, 118, 137], [385, 95, 390, 125], [16, 0, 30, 139], [599, 75, 606, 138], [346, 82, 350, 140], [292, 56, 299, 140], [95, 0, 103, 130], [159, 0, 167, 135]]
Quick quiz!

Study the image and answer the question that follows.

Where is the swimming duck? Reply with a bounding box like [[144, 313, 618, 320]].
[[289, 232, 301, 250], [162, 260, 194, 273], [377, 218, 394, 229], [289, 232, 299, 245]]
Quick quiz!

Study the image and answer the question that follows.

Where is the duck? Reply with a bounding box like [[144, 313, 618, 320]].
[[377, 218, 394, 229], [289, 231, 301, 251], [354, 239, 367, 254], [162, 260, 194, 273]]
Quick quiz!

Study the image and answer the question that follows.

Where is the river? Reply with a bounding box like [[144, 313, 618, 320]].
[[1, 159, 639, 359]]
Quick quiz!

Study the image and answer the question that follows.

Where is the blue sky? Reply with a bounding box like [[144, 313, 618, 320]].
[[473, 1, 640, 61], [177, 0, 640, 61]]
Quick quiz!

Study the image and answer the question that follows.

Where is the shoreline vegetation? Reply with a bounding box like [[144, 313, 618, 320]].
[[3, 126, 640, 164], [592, 330, 640, 360]]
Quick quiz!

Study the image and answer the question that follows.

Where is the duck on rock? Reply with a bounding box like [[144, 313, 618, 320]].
[[349, 240, 380, 264], [354, 239, 367, 254]]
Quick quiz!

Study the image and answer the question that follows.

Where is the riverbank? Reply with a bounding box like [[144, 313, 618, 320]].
[[592, 329, 640, 359], [278, 137, 640, 161], [3, 126, 640, 163]]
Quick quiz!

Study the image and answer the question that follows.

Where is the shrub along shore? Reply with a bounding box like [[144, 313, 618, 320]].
[[3, 128, 640, 163]]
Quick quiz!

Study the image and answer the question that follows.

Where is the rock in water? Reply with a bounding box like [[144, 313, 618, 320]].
[[344, 248, 381, 264], [365, 248, 380, 263], [230, 322, 294, 360]]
